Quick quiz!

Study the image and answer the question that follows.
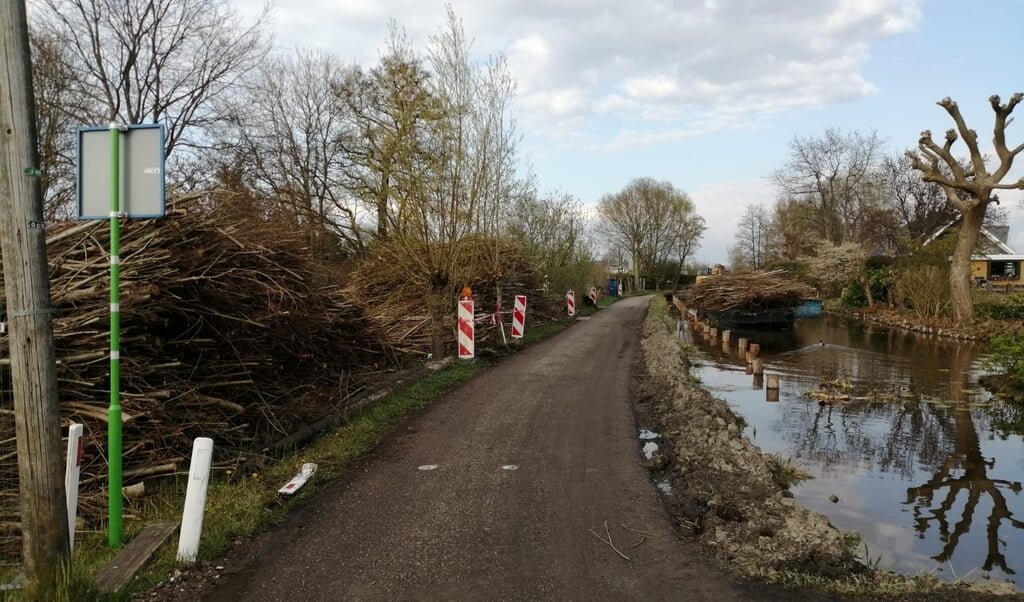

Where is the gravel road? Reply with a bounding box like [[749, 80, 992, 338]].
[[195, 296, 824, 601]]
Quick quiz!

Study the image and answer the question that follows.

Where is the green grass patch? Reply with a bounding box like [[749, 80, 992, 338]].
[[647, 292, 677, 330], [766, 454, 814, 489]]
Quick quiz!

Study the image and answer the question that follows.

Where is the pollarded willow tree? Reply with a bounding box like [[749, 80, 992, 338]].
[[906, 94, 1024, 322]]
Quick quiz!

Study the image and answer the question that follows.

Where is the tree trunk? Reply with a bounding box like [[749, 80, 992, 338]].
[[632, 251, 641, 295], [0, 2, 70, 595], [429, 294, 447, 360], [861, 280, 874, 308], [950, 203, 986, 323]]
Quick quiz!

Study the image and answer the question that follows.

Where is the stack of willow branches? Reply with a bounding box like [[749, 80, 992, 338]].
[[345, 235, 565, 356], [681, 270, 816, 313], [0, 199, 396, 552]]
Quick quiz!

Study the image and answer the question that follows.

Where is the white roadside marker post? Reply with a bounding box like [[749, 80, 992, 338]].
[[64, 423, 84, 550], [177, 437, 213, 563]]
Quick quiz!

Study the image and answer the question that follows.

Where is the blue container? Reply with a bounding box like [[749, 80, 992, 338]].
[[608, 279, 618, 297], [793, 299, 823, 319]]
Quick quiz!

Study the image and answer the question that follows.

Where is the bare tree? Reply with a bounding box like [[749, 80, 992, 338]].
[[28, 30, 86, 219], [773, 128, 886, 245], [598, 177, 699, 290], [878, 154, 959, 244], [670, 213, 706, 285], [216, 48, 366, 258], [509, 190, 593, 292], [730, 204, 770, 270], [906, 94, 1024, 322], [32, 0, 271, 158]]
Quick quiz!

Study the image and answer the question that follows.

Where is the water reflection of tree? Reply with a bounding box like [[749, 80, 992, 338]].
[[784, 400, 954, 479], [765, 319, 1024, 575], [905, 408, 1024, 574]]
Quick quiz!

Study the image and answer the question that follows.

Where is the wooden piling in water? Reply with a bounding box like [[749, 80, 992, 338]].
[[752, 358, 764, 375], [722, 330, 731, 344], [766, 374, 780, 390]]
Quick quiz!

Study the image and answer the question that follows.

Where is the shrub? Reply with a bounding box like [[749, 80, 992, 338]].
[[981, 333, 1024, 382], [840, 284, 868, 308], [891, 265, 950, 318], [975, 294, 1024, 321]]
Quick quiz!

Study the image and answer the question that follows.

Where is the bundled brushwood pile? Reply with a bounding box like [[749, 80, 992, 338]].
[[681, 270, 815, 313], [0, 199, 396, 552], [345, 236, 565, 355]]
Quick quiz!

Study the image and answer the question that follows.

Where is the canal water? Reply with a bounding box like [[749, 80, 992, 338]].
[[682, 314, 1024, 589]]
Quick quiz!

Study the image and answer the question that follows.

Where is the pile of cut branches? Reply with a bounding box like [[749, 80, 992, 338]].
[[681, 270, 815, 313], [0, 196, 395, 554], [345, 236, 564, 356]]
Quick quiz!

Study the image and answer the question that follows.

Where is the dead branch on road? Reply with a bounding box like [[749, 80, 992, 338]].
[[590, 521, 631, 561]]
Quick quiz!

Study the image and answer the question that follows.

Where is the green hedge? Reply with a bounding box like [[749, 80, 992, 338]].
[[975, 295, 1024, 321]]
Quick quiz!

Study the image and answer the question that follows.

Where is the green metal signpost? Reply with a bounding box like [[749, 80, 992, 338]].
[[107, 126, 123, 547], [77, 123, 165, 547]]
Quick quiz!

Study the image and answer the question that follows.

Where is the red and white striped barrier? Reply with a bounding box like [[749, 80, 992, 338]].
[[566, 290, 576, 316], [458, 299, 475, 359], [511, 295, 527, 338]]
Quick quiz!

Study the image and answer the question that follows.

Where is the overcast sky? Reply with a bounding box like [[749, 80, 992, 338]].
[[235, 0, 1024, 264]]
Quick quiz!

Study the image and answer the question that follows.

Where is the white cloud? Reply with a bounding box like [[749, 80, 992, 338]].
[[623, 75, 681, 102], [689, 179, 776, 264], [240, 0, 922, 154]]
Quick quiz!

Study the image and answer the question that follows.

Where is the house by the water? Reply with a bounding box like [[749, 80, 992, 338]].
[[967, 226, 1024, 289]]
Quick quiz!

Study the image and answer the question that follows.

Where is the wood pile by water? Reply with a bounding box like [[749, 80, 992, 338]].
[[680, 270, 815, 313]]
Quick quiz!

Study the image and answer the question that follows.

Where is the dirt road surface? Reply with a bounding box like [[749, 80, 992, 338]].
[[201, 296, 826, 601]]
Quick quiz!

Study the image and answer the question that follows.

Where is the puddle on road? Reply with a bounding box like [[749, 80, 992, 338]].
[[501, 464, 518, 471], [417, 464, 439, 471], [639, 429, 659, 440], [642, 442, 659, 460], [656, 479, 672, 494]]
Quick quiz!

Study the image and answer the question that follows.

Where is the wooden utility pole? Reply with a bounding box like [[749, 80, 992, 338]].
[[0, 0, 71, 595]]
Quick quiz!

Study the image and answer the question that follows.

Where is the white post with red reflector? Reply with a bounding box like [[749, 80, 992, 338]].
[[566, 290, 576, 317], [511, 295, 527, 339], [64, 422, 84, 550], [458, 299, 475, 359]]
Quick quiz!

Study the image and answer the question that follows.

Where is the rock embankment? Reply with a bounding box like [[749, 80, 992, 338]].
[[634, 315, 859, 579]]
